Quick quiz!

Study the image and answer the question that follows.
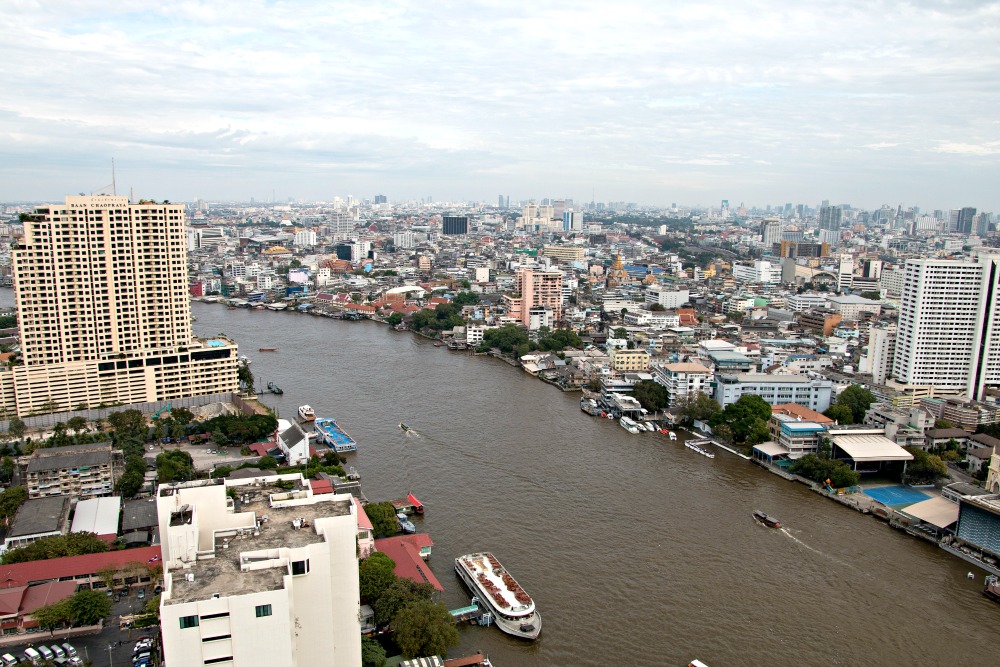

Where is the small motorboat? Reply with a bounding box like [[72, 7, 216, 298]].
[[752, 510, 781, 529], [399, 422, 411, 432], [397, 513, 416, 534], [259, 347, 278, 352]]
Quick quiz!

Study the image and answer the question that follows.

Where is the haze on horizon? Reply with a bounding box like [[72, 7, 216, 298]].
[[2, 0, 999, 212]]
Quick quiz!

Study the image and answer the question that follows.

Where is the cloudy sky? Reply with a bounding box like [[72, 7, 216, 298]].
[[2, 1, 999, 210]]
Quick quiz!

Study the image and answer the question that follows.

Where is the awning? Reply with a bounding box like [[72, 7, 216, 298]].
[[753, 441, 790, 457], [901, 496, 959, 529], [831, 434, 914, 462]]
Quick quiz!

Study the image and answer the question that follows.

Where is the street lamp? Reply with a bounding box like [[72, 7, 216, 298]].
[[107, 643, 114, 667]]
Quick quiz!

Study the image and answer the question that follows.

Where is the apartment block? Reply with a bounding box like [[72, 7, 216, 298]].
[[1, 195, 239, 416], [610, 348, 650, 372], [502, 268, 563, 324], [24, 443, 121, 499], [158, 475, 362, 667], [653, 362, 712, 407]]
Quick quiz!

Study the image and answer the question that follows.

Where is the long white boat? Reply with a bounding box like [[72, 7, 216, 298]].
[[455, 552, 541, 640], [298, 405, 316, 421], [620, 416, 641, 434], [686, 442, 715, 458]]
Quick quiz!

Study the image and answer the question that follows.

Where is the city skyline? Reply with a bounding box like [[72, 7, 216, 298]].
[[2, 1, 1000, 210]]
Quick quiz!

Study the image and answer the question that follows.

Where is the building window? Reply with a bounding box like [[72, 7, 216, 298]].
[[179, 615, 199, 629], [291, 560, 309, 575], [204, 658, 233, 665], [255, 604, 272, 618]]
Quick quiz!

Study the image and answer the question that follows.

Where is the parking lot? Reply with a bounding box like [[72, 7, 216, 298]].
[[2, 590, 158, 667]]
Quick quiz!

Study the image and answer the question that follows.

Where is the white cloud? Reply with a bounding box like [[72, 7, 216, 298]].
[[0, 0, 999, 208]]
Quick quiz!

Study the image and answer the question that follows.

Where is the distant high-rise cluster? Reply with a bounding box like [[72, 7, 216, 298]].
[[442, 215, 469, 235]]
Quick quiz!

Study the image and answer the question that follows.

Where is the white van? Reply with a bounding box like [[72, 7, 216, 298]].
[[1, 653, 17, 667], [22, 648, 42, 665], [36, 646, 54, 662], [61, 643, 78, 659], [50, 645, 65, 662]]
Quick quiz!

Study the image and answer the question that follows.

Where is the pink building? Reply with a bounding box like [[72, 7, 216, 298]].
[[503, 268, 563, 324]]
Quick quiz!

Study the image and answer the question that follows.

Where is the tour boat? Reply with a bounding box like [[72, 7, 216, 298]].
[[686, 442, 714, 458], [455, 552, 541, 640], [752, 510, 781, 529], [298, 405, 316, 421], [620, 416, 641, 434], [259, 347, 278, 352]]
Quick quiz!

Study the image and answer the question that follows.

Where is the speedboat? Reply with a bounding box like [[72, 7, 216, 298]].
[[397, 513, 415, 534], [399, 423, 411, 432], [298, 405, 315, 421], [752, 510, 781, 528]]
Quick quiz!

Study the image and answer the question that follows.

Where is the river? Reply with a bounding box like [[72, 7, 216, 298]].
[[184, 303, 1000, 666]]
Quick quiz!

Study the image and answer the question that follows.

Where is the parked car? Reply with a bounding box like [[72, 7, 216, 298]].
[[137, 588, 146, 599], [1, 653, 17, 667], [49, 645, 65, 662], [22, 648, 41, 666], [61, 643, 78, 659]]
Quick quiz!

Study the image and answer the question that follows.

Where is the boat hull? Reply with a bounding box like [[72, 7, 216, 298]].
[[752, 511, 781, 529], [455, 555, 541, 640]]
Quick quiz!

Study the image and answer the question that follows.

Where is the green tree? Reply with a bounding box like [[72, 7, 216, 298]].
[[237, 361, 255, 394], [171, 407, 196, 427], [859, 290, 881, 300], [677, 392, 721, 426], [358, 552, 396, 603], [709, 394, 772, 443], [370, 578, 436, 627], [789, 454, 861, 488], [823, 403, 854, 425], [834, 385, 877, 424], [613, 327, 627, 340], [65, 588, 112, 625], [7, 418, 26, 444], [156, 449, 195, 483], [361, 636, 387, 667], [107, 409, 148, 440], [934, 419, 955, 429], [67, 416, 88, 439], [904, 447, 949, 484], [390, 599, 460, 659], [649, 303, 666, 311], [451, 291, 480, 307], [31, 600, 72, 629], [386, 313, 403, 326], [631, 380, 668, 412], [0, 486, 29, 524], [2, 532, 109, 564], [0, 456, 14, 484], [364, 502, 399, 538]]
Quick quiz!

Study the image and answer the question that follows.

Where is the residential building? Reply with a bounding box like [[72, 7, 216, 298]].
[[760, 218, 782, 246], [645, 288, 690, 309], [713, 374, 834, 411], [768, 414, 827, 459], [786, 293, 829, 312], [69, 496, 122, 543], [893, 256, 1000, 400], [654, 362, 712, 407], [732, 260, 781, 284], [825, 294, 882, 320], [24, 443, 121, 499], [542, 245, 585, 264], [158, 475, 362, 667], [610, 348, 651, 372], [797, 309, 842, 337], [864, 325, 896, 385], [819, 205, 842, 231], [2, 195, 239, 416], [502, 268, 563, 325]]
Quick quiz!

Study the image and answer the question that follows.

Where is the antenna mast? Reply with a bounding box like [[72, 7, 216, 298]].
[[112, 158, 117, 195]]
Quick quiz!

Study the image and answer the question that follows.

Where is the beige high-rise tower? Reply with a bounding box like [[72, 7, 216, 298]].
[[0, 195, 239, 417]]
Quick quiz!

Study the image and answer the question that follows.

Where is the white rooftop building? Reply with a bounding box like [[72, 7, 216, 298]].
[[158, 475, 362, 667]]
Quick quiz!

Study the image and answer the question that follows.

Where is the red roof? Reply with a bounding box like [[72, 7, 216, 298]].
[[309, 479, 333, 495], [352, 498, 373, 531], [20, 581, 77, 614], [374, 535, 441, 592], [247, 442, 271, 457], [406, 493, 423, 510], [444, 653, 490, 667], [0, 546, 162, 589]]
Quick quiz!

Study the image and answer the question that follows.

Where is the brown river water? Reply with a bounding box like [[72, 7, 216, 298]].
[[186, 303, 998, 665]]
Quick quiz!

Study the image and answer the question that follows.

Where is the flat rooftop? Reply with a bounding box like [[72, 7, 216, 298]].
[[166, 481, 352, 605]]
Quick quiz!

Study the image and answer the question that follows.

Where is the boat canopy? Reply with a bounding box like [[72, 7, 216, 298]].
[[407, 493, 423, 510]]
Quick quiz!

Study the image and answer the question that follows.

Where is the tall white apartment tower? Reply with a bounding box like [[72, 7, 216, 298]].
[[2, 195, 239, 416], [892, 256, 1000, 400]]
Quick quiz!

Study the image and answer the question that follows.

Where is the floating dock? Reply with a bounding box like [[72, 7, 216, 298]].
[[314, 418, 358, 453]]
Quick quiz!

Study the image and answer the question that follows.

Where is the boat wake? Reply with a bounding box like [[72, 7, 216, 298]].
[[780, 528, 848, 567]]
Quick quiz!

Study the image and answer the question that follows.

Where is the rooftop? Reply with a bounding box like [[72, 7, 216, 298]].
[[165, 481, 353, 605], [26, 442, 113, 473], [8, 496, 69, 538]]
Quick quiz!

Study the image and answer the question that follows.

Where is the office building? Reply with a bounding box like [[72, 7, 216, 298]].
[[158, 475, 362, 667], [819, 205, 842, 231], [2, 195, 239, 416], [955, 207, 977, 235], [760, 218, 782, 246], [442, 216, 468, 235], [653, 362, 712, 407], [562, 211, 583, 231], [712, 374, 834, 412], [892, 257, 1000, 400], [373, 194, 387, 205]]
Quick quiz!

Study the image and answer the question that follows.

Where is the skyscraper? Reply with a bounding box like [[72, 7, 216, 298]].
[[892, 255, 1000, 400], [956, 207, 977, 234], [4, 195, 239, 416], [819, 205, 842, 231], [562, 211, 582, 231]]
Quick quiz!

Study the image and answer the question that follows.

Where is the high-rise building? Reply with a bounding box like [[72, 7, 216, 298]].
[[442, 216, 468, 235], [373, 194, 387, 205], [501, 268, 563, 324], [3, 195, 239, 416], [956, 207, 977, 235], [893, 256, 1000, 400], [819, 205, 842, 231], [760, 218, 782, 246], [562, 211, 582, 231]]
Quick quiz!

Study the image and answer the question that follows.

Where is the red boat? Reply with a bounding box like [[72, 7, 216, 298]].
[[752, 510, 781, 528]]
